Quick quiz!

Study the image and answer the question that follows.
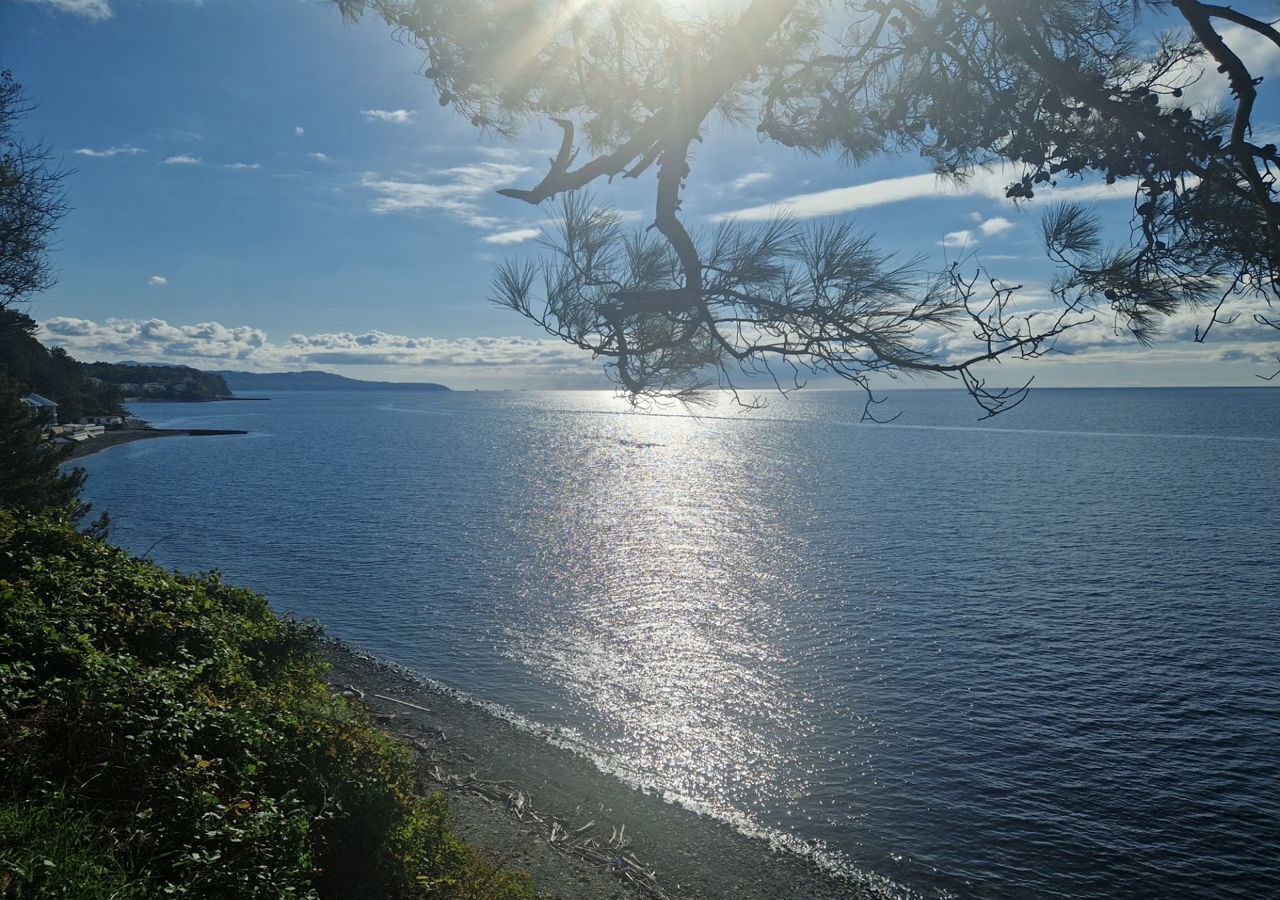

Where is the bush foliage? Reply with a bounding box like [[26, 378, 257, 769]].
[[0, 509, 538, 900]]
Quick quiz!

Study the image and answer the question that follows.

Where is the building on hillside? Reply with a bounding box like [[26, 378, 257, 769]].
[[81, 414, 127, 428], [49, 424, 105, 438], [20, 393, 59, 425]]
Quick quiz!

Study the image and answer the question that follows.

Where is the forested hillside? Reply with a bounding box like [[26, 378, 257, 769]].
[[83, 361, 231, 401], [0, 308, 233, 414], [0, 308, 122, 421], [215, 369, 448, 392]]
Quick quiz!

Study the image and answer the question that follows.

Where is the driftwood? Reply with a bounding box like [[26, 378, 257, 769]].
[[372, 692, 432, 714], [331, 676, 671, 898], [428, 765, 672, 900]]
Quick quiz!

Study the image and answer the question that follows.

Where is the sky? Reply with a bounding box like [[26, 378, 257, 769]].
[[4, 0, 1280, 391]]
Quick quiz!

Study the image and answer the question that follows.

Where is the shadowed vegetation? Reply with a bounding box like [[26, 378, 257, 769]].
[[0, 506, 540, 900]]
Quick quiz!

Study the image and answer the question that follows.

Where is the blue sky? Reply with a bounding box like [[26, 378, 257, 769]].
[[5, 0, 1280, 389]]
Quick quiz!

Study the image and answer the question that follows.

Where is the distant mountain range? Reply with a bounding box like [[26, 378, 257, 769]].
[[212, 370, 449, 392]]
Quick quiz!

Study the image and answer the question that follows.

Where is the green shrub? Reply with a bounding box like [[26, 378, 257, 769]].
[[0, 509, 538, 900]]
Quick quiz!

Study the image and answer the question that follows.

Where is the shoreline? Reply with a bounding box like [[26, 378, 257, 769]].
[[65, 428, 248, 459], [126, 396, 270, 403], [320, 638, 908, 900]]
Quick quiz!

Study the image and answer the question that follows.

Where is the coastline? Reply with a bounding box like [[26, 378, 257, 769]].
[[64, 428, 247, 459], [126, 396, 270, 403], [320, 638, 909, 900]]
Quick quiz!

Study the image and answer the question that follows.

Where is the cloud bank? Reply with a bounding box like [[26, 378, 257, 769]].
[[39, 317, 594, 378], [37, 300, 1278, 392]]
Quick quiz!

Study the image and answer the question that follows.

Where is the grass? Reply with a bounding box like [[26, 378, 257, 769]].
[[0, 798, 144, 899]]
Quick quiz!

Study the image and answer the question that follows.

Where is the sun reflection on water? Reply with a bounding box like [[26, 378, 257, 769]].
[[506, 396, 819, 819]]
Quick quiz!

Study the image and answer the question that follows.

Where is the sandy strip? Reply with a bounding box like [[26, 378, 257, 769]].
[[321, 639, 909, 900]]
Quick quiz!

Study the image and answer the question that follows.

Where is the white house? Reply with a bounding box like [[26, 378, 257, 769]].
[[81, 414, 127, 428], [50, 424, 105, 438], [20, 393, 59, 425]]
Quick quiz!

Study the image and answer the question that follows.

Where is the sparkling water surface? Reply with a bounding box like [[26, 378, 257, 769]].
[[76, 388, 1280, 899]]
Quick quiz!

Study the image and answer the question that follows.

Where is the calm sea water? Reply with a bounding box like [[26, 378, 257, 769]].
[[77, 388, 1280, 899]]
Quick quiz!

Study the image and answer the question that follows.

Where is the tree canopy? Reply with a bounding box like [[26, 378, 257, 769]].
[[0, 70, 68, 310], [339, 0, 1280, 414]]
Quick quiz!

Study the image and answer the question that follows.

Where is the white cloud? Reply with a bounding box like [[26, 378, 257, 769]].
[[361, 109, 414, 124], [73, 145, 144, 158], [41, 318, 271, 364], [361, 161, 531, 227], [1048, 180, 1145, 203], [38, 306, 1277, 387], [477, 146, 522, 161], [224, 162, 261, 170], [294, 126, 305, 136], [286, 331, 586, 369], [728, 171, 773, 191], [147, 275, 168, 286], [717, 173, 935, 221], [163, 154, 202, 165], [309, 152, 329, 161], [1163, 25, 1280, 112], [37, 316, 591, 374], [940, 229, 973, 248], [483, 227, 540, 244], [926, 289, 1279, 368], [979, 216, 1015, 236], [19, 0, 111, 20], [713, 165, 1139, 222]]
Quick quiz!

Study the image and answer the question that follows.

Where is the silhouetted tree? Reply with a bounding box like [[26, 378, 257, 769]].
[[0, 72, 101, 524], [0, 70, 69, 309], [340, 1, 1280, 414]]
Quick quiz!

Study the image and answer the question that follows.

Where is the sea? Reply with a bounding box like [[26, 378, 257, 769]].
[[74, 387, 1280, 899]]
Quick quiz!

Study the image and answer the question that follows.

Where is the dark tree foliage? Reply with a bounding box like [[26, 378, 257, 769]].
[[0, 70, 68, 309], [340, 0, 1280, 414], [0, 373, 85, 517], [82, 361, 231, 401], [0, 308, 125, 421]]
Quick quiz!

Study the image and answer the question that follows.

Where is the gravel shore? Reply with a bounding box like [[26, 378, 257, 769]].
[[320, 639, 906, 900], [64, 428, 247, 459]]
